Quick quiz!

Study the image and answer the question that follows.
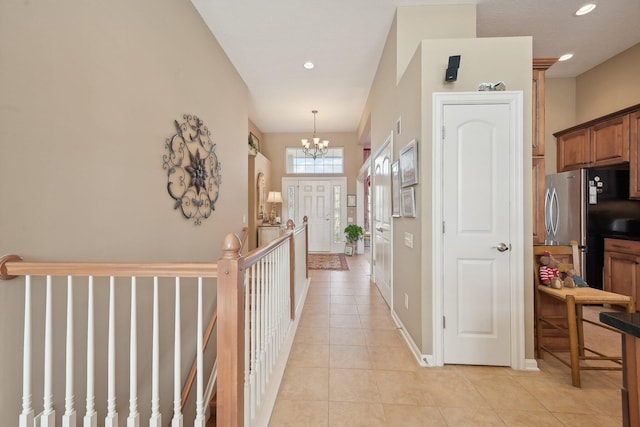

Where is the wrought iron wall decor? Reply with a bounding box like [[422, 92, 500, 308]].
[[163, 114, 222, 225]]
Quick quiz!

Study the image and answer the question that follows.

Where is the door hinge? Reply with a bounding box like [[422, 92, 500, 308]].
[[442, 221, 445, 234], [443, 316, 446, 329], [442, 125, 445, 139]]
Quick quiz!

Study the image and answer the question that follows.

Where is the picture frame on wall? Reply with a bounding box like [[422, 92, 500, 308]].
[[391, 160, 401, 217], [399, 139, 418, 187], [347, 194, 356, 207], [401, 187, 416, 218]]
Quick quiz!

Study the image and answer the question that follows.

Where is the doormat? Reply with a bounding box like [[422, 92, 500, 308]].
[[308, 253, 350, 271]]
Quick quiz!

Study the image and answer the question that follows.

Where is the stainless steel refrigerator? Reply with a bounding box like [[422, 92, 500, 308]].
[[545, 166, 638, 289], [544, 169, 587, 277]]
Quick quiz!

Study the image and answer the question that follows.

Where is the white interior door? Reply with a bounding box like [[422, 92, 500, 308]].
[[442, 103, 512, 366], [300, 180, 332, 252], [373, 135, 392, 306]]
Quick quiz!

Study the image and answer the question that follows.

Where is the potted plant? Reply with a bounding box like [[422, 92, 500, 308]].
[[344, 224, 365, 254], [248, 133, 259, 155]]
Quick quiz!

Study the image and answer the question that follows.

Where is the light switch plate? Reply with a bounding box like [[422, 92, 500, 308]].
[[404, 232, 413, 248]]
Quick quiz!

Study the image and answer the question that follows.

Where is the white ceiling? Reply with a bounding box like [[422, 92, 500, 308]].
[[191, 0, 640, 134]]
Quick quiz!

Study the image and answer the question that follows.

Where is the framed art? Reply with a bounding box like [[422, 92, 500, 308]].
[[391, 160, 401, 217], [347, 194, 356, 207], [401, 187, 416, 218], [344, 245, 354, 256], [399, 139, 418, 187]]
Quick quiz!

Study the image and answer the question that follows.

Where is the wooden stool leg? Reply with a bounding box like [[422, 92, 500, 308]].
[[566, 295, 581, 387], [535, 286, 544, 359], [577, 304, 585, 358]]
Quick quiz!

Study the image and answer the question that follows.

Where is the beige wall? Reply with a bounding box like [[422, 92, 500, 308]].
[[545, 43, 640, 173], [393, 47, 423, 345], [396, 5, 476, 81], [0, 0, 248, 424], [418, 36, 533, 355], [544, 78, 577, 174], [365, 5, 534, 358], [576, 43, 640, 123]]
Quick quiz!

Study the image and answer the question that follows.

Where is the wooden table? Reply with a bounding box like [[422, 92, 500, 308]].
[[536, 285, 635, 387]]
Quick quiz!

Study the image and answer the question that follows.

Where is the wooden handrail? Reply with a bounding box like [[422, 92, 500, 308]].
[[0, 259, 218, 279]]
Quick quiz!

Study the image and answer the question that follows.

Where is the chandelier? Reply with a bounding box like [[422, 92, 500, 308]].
[[301, 110, 329, 160]]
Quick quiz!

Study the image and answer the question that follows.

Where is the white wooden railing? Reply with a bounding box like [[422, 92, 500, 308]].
[[0, 219, 308, 427], [216, 218, 308, 426]]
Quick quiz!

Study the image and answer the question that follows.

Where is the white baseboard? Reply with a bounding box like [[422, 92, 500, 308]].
[[523, 358, 540, 371], [390, 310, 432, 367]]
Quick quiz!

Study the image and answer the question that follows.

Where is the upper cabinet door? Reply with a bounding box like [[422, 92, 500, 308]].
[[557, 128, 590, 172], [532, 69, 545, 156], [590, 114, 630, 167]]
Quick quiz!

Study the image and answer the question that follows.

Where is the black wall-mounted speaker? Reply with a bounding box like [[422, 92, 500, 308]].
[[445, 55, 461, 82]]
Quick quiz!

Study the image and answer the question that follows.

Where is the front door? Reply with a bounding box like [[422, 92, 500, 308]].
[[299, 180, 332, 252], [442, 103, 512, 366], [372, 134, 392, 306]]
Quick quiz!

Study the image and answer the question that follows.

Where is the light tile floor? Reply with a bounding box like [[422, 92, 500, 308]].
[[269, 252, 625, 426]]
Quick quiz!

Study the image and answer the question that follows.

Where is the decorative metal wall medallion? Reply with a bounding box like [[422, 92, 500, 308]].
[[163, 114, 222, 225]]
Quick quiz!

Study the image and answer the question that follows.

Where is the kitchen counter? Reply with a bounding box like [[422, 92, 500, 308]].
[[600, 311, 640, 426], [600, 311, 640, 337]]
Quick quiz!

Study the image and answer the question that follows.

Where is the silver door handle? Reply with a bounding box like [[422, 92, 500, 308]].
[[376, 227, 384, 232], [493, 243, 510, 252]]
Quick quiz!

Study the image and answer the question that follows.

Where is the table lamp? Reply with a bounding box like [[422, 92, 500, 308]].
[[266, 191, 283, 225]]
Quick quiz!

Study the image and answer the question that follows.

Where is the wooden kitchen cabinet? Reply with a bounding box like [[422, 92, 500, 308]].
[[532, 58, 555, 243], [532, 157, 545, 244], [555, 105, 640, 173], [590, 114, 630, 167], [604, 238, 640, 309], [557, 127, 590, 172], [630, 110, 640, 198]]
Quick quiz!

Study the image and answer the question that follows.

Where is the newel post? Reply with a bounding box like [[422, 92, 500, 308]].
[[217, 233, 244, 427], [286, 220, 296, 319]]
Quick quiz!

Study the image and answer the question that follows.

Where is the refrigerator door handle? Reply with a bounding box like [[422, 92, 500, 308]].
[[551, 189, 560, 237], [544, 188, 553, 236]]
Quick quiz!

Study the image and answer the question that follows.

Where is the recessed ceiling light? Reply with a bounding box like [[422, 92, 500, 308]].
[[559, 53, 574, 62], [575, 3, 596, 16], [303, 61, 315, 70]]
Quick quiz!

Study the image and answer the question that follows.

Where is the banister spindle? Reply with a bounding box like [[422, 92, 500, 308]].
[[246, 265, 253, 423], [19, 275, 34, 427], [41, 275, 55, 427], [105, 276, 118, 427], [194, 277, 205, 427], [84, 276, 97, 427], [127, 277, 139, 427], [171, 277, 183, 427], [150, 277, 161, 427], [63, 276, 76, 427]]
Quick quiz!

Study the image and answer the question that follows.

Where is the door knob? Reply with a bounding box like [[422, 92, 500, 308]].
[[493, 243, 510, 252], [376, 226, 384, 232]]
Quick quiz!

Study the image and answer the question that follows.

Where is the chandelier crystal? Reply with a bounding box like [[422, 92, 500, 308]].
[[301, 110, 329, 160]]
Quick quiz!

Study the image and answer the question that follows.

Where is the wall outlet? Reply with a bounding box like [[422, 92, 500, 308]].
[[404, 293, 409, 310]]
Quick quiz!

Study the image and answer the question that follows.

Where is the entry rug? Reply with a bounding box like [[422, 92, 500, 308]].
[[308, 253, 350, 271]]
